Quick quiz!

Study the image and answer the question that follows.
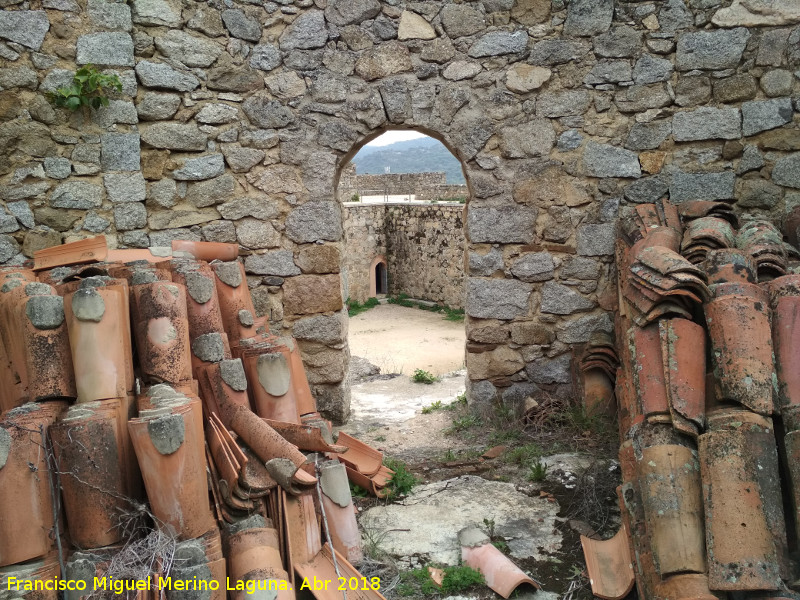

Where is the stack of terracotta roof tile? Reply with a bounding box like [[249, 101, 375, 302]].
[[581, 199, 800, 600], [573, 331, 619, 419], [0, 237, 388, 600]]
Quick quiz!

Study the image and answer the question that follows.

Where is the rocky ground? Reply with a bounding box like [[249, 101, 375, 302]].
[[339, 306, 620, 600]]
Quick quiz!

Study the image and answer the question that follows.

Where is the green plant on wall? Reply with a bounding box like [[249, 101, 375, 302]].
[[48, 65, 122, 111]]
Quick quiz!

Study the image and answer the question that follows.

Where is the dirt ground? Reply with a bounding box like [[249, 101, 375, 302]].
[[340, 303, 620, 600], [347, 303, 466, 376]]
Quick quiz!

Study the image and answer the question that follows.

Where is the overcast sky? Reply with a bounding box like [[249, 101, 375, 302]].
[[365, 131, 428, 147]]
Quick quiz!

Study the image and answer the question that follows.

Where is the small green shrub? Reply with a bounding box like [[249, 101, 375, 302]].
[[422, 400, 443, 414], [446, 413, 481, 434], [400, 565, 484, 595], [412, 368, 437, 384], [445, 392, 467, 411], [346, 296, 379, 317], [384, 457, 418, 499], [350, 193, 360, 202], [443, 307, 465, 322], [48, 65, 122, 111], [503, 444, 543, 465], [349, 482, 369, 498], [373, 434, 386, 442], [440, 566, 484, 593], [528, 460, 549, 482]]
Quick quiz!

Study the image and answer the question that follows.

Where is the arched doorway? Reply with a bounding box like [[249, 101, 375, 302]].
[[370, 256, 388, 296], [337, 128, 469, 412]]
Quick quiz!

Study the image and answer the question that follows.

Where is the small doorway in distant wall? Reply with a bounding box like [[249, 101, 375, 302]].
[[370, 256, 388, 297]]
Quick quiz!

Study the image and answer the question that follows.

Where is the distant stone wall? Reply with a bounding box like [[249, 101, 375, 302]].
[[342, 204, 386, 303], [343, 203, 464, 309], [341, 170, 446, 198], [386, 204, 464, 308]]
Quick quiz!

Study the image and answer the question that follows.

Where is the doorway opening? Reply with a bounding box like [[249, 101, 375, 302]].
[[374, 260, 387, 295], [337, 128, 469, 423]]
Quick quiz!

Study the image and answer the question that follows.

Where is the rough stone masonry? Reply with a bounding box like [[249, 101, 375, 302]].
[[0, 0, 799, 422]]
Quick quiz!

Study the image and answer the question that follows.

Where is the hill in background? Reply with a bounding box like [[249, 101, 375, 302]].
[[352, 136, 466, 185]]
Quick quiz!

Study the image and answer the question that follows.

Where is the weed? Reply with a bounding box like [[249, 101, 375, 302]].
[[489, 429, 523, 445], [361, 525, 391, 561], [441, 566, 485, 593], [443, 307, 465, 322], [350, 193, 360, 202], [441, 448, 482, 462], [384, 457, 418, 499], [349, 482, 369, 498], [395, 583, 415, 597], [400, 565, 484, 595], [503, 443, 543, 465], [446, 413, 481, 434], [421, 400, 443, 414], [492, 539, 510, 553], [445, 392, 467, 411], [373, 434, 386, 442], [412, 368, 437, 384], [387, 292, 415, 308], [347, 296, 379, 317], [48, 65, 122, 111], [528, 460, 549, 482]]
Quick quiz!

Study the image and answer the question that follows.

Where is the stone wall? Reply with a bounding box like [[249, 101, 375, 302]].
[[344, 203, 464, 307], [1, 0, 799, 421], [339, 163, 468, 200], [342, 203, 386, 303]]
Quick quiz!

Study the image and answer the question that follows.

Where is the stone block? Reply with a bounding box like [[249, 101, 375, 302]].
[[280, 10, 327, 50], [295, 244, 340, 274], [135, 61, 199, 92], [583, 142, 641, 178], [712, 73, 758, 103], [469, 248, 504, 276], [171, 154, 225, 181], [466, 278, 533, 320], [235, 218, 280, 249], [140, 123, 207, 151], [468, 206, 537, 244], [676, 28, 750, 70], [510, 252, 555, 283], [577, 223, 615, 256], [100, 133, 140, 171], [283, 274, 342, 315], [672, 107, 741, 141], [468, 31, 528, 58], [741, 97, 794, 136], [564, 0, 613, 36], [292, 313, 346, 345], [0, 11, 50, 51], [738, 179, 783, 208], [526, 354, 571, 384], [113, 202, 147, 231], [557, 313, 613, 344], [669, 171, 735, 202], [773, 154, 800, 189], [76, 32, 134, 66], [626, 120, 671, 151], [499, 119, 555, 158], [540, 282, 595, 314], [153, 30, 222, 68], [244, 250, 299, 276], [467, 347, 524, 380], [103, 172, 146, 203], [286, 202, 342, 243], [50, 181, 103, 210]]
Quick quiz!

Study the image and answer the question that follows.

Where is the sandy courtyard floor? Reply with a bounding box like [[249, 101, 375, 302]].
[[347, 303, 466, 376]]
